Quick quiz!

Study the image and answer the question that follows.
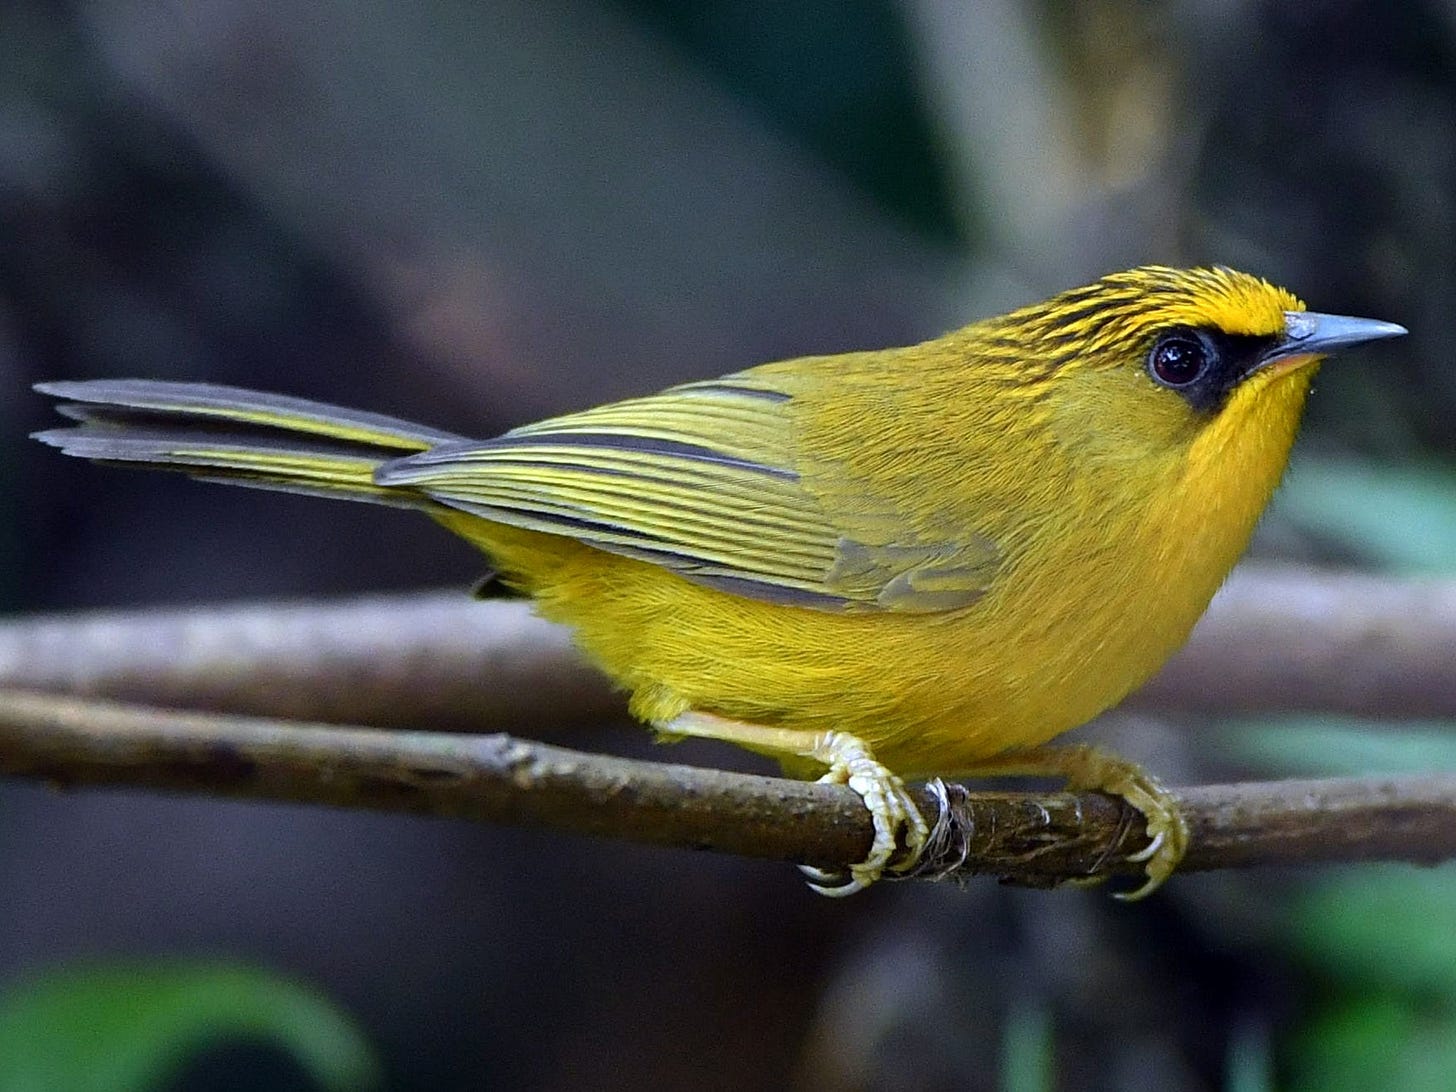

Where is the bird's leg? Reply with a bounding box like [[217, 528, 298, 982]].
[[967, 743, 1189, 900], [656, 711, 929, 897]]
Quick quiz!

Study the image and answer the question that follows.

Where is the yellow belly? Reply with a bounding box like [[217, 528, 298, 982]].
[[440, 510, 1211, 777]]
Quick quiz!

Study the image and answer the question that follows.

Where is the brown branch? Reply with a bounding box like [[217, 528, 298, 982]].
[[1132, 563, 1456, 719], [0, 592, 620, 731], [2, 688, 1453, 885], [3, 565, 1455, 728]]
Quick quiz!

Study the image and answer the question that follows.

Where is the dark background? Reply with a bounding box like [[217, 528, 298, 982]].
[[2, 1, 1454, 1089]]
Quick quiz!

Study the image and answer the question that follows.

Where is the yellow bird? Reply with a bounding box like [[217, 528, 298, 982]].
[[34, 266, 1405, 898]]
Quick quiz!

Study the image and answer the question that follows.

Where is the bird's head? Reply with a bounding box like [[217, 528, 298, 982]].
[[996, 265, 1406, 463]]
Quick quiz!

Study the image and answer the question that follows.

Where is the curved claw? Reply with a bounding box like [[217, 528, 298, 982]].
[[1096, 768, 1187, 900], [808, 731, 929, 896], [805, 874, 870, 898], [999, 743, 1190, 899], [651, 713, 927, 896], [798, 863, 843, 885], [1124, 828, 1165, 865], [1112, 874, 1161, 903]]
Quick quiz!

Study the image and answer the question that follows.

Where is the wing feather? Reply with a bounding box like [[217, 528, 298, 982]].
[[376, 372, 999, 612]]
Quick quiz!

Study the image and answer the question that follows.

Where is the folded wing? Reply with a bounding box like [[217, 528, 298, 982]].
[[377, 374, 998, 613]]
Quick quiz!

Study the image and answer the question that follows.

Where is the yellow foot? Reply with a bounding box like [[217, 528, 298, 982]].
[[657, 713, 929, 897], [797, 731, 929, 897], [971, 743, 1189, 900]]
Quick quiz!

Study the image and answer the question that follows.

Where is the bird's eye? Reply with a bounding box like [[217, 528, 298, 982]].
[[1148, 332, 1210, 388]]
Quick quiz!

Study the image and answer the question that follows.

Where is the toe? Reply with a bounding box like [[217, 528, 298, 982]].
[[1117, 799, 1188, 900], [804, 734, 927, 895]]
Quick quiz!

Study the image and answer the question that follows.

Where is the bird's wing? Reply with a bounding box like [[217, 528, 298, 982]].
[[376, 372, 998, 613]]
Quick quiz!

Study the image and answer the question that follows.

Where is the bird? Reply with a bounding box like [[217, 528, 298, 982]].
[[33, 265, 1406, 898]]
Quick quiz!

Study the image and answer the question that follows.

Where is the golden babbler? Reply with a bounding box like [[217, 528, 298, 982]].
[[35, 266, 1406, 897]]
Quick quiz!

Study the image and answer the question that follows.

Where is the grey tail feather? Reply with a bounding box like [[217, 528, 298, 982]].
[[33, 378, 470, 508]]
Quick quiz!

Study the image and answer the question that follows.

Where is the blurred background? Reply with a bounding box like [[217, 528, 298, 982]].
[[2, 0, 1455, 1088]]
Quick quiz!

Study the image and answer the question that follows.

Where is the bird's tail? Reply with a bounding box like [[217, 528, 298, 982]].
[[33, 379, 467, 509]]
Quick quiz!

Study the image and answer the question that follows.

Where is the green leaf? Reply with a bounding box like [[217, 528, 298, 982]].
[[1287, 994, 1410, 1092], [1289, 995, 1456, 1092], [0, 960, 381, 1092], [1285, 868, 1456, 999], [1223, 718, 1456, 777], [1001, 1000, 1055, 1092], [1273, 457, 1456, 573], [1225, 1020, 1275, 1092]]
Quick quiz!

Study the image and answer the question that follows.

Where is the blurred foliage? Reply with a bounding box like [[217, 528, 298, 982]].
[[1234, 722, 1456, 780], [1226, 717, 1456, 1090], [0, 961, 380, 1092], [1289, 869, 1456, 1001], [1274, 455, 1456, 572], [1289, 994, 1456, 1092], [1001, 1000, 1056, 1092], [1229, 440, 1456, 1088], [613, 0, 967, 244], [1231, 718, 1456, 777], [1281, 870, 1456, 1092]]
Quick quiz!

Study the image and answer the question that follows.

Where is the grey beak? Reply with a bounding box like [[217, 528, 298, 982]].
[[1270, 310, 1408, 362]]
